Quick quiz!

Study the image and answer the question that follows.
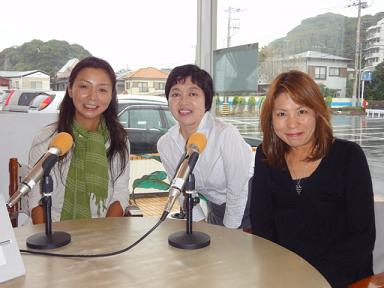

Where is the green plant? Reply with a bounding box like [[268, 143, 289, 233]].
[[325, 95, 333, 107], [248, 96, 256, 106], [232, 96, 240, 106], [239, 97, 246, 105]]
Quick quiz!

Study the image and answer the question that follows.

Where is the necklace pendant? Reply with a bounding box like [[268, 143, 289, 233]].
[[296, 182, 303, 195]]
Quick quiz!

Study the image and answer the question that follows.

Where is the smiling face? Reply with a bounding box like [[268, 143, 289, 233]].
[[272, 92, 317, 152], [168, 76, 206, 139], [68, 67, 113, 131]]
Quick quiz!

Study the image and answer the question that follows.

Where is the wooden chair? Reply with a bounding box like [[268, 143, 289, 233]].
[[348, 272, 384, 288], [8, 158, 20, 227]]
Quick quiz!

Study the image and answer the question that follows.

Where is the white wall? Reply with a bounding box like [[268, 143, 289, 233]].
[[0, 112, 57, 200]]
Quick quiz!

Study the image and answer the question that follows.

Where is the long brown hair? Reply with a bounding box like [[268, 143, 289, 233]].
[[260, 70, 333, 168], [58, 56, 129, 181]]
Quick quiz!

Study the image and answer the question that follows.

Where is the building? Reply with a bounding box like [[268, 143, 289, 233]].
[[364, 18, 384, 71], [260, 51, 350, 97], [0, 70, 50, 90], [53, 58, 79, 91], [124, 67, 168, 95]]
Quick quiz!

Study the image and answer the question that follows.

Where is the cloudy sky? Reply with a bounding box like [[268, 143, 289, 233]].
[[1, 0, 383, 71]]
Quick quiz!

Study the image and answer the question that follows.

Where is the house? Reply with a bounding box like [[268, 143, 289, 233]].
[[364, 17, 384, 71], [124, 67, 168, 95], [0, 70, 50, 90], [260, 51, 350, 97], [53, 58, 80, 91]]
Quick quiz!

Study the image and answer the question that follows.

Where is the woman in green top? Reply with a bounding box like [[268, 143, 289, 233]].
[[28, 56, 130, 223]]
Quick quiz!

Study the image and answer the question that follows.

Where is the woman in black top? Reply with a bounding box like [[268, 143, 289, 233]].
[[250, 70, 375, 287]]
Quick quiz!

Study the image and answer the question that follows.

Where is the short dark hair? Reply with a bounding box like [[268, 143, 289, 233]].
[[165, 64, 214, 111], [260, 70, 333, 168], [58, 56, 128, 181]]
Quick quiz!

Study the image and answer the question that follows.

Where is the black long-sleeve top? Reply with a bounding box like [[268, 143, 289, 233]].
[[250, 139, 376, 288]]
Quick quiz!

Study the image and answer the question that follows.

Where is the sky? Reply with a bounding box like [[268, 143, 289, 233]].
[[1, 0, 384, 71]]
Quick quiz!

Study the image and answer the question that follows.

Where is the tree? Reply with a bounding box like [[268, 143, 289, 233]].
[[0, 39, 92, 79], [365, 62, 384, 100], [248, 96, 256, 112]]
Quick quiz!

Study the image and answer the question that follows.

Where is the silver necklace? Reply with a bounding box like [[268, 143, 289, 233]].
[[295, 178, 303, 195], [290, 162, 307, 195]]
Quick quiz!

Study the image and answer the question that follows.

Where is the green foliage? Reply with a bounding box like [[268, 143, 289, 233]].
[[248, 96, 256, 106], [267, 12, 384, 63], [239, 97, 246, 105], [0, 39, 92, 78], [232, 96, 240, 105], [365, 62, 384, 100], [325, 96, 333, 107]]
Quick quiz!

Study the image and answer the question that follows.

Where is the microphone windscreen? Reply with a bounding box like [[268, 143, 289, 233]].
[[49, 132, 73, 156], [187, 132, 207, 153]]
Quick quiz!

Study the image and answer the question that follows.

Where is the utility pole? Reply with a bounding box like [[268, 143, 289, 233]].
[[349, 0, 367, 106], [225, 7, 242, 48]]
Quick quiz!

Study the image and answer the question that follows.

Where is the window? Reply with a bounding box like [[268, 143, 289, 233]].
[[329, 67, 341, 77], [314, 67, 327, 80], [129, 109, 162, 129], [138, 82, 148, 93], [154, 82, 165, 90], [164, 110, 176, 127], [30, 81, 43, 89], [125, 82, 130, 89]]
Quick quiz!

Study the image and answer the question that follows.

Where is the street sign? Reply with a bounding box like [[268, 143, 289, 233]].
[[362, 71, 373, 81]]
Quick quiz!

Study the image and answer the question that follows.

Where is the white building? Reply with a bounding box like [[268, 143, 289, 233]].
[[364, 18, 384, 71], [260, 51, 350, 97], [0, 70, 50, 90]]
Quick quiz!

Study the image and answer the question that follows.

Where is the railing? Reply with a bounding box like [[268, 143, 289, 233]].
[[366, 109, 384, 118]]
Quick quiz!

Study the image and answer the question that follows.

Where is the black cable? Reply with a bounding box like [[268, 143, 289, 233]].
[[19, 218, 164, 258]]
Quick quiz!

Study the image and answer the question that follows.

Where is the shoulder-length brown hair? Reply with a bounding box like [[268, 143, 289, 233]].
[[260, 70, 333, 168]]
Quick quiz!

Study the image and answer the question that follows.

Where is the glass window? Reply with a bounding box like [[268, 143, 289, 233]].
[[329, 67, 341, 76], [30, 81, 42, 89], [138, 82, 149, 93], [164, 110, 176, 128], [129, 109, 162, 129], [314, 66, 327, 80]]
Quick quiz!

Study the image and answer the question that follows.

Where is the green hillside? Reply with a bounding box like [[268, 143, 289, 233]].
[[265, 12, 384, 64], [0, 39, 92, 78]]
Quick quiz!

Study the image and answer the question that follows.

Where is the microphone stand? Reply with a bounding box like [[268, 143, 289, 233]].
[[168, 174, 210, 249], [26, 155, 71, 250]]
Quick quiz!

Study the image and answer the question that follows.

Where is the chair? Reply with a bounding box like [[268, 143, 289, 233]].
[[348, 272, 384, 288], [8, 158, 20, 227]]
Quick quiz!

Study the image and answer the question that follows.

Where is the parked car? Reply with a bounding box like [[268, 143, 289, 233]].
[[28, 91, 66, 113], [2, 89, 56, 112], [117, 95, 175, 154], [117, 95, 168, 113], [0, 90, 9, 110]]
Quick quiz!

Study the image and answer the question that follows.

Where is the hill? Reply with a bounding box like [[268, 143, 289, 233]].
[[0, 39, 92, 78], [263, 12, 384, 64]]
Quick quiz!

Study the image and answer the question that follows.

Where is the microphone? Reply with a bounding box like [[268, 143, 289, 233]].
[[160, 132, 207, 221], [6, 132, 73, 208]]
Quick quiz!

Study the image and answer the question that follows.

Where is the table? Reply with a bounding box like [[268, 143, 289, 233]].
[[4, 217, 330, 287]]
